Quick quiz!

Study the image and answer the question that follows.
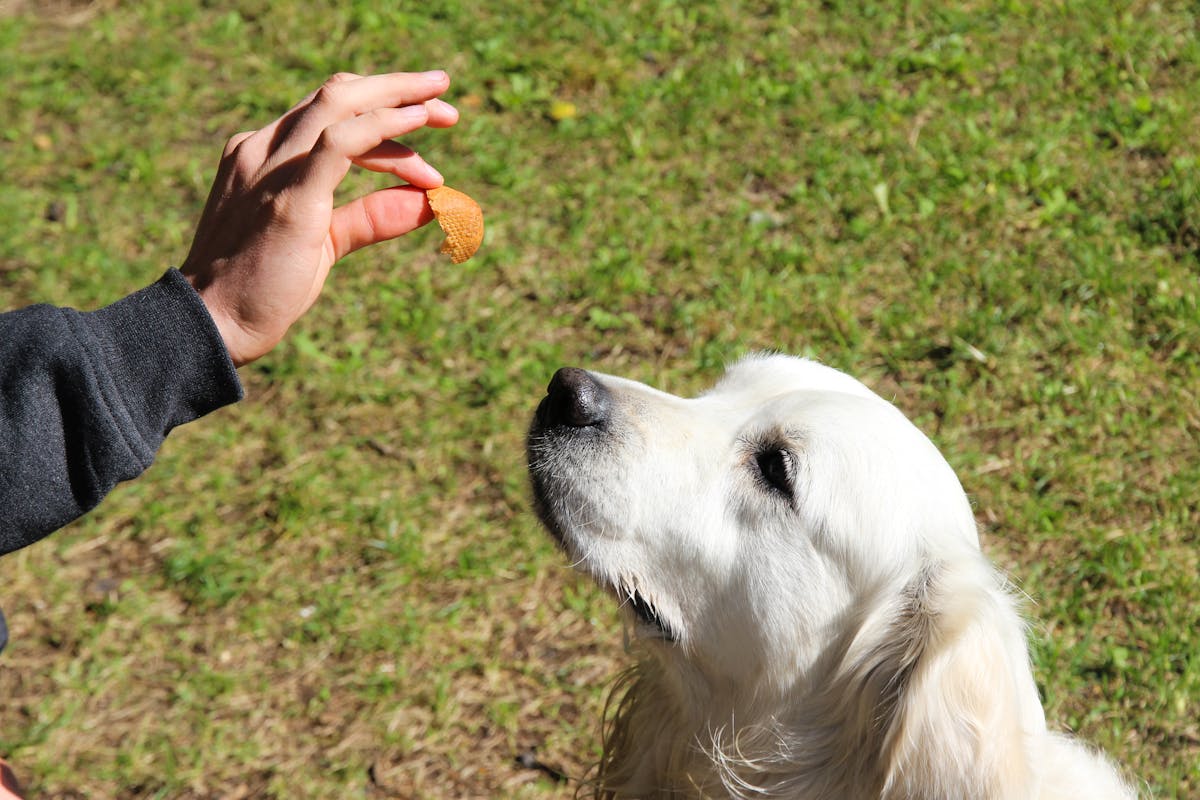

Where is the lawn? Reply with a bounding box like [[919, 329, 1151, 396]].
[[0, 1, 1197, 797]]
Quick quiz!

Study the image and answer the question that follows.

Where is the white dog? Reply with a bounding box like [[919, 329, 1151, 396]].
[[526, 354, 1136, 799]]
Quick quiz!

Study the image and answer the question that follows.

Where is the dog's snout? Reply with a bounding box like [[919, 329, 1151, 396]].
[[538, 367, 611, 428]]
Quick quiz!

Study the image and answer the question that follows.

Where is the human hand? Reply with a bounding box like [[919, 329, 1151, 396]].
[[181, 71, 458, 367], [0, 758, 22, 799]]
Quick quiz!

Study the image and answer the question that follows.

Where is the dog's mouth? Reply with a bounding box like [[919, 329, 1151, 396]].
[[612, 581, 678, 643], [528, 484, 680, 643]]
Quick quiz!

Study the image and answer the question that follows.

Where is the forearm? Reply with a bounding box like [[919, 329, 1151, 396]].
[[0, 269, 243, 553]]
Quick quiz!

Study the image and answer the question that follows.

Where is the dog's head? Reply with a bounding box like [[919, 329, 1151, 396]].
[[526, 354, 1138, 798], [526, 353, 980, 693]]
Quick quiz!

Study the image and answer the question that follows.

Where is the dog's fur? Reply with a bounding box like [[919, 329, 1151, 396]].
[[527, 354, 1136, 799]]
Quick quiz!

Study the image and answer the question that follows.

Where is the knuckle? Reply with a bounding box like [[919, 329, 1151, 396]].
[[313, 84, 340, 107], [313, 72, 356, 105], [259, 187, 293, 221], [215, 136, 259, 189], [221, 132, 250, 158], [365, 106, 392, 126], [313, 124, 344, 153], [221, 134, 258, 169], [231, 143, 263, 178]]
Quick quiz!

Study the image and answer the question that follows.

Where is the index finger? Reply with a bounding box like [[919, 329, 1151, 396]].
[[265, 71, 451, 164]]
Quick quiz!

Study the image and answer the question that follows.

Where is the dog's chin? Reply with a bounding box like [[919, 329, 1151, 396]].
[[528, 449, 679, 643], [529, 496, 678, 643], [563, 541, 680, 643]]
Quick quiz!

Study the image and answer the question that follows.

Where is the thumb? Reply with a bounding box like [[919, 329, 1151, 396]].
[[329, 185, 436, 262]]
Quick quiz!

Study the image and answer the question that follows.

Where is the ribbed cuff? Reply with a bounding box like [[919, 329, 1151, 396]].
[[82, 268, 244, 457]]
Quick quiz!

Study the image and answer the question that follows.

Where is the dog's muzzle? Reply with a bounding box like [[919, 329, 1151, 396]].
[[527, 368, 679, 643], [527, 367, 613, 548]]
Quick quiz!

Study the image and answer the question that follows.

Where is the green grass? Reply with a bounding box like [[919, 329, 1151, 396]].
[[1, 0, 1197, 797]]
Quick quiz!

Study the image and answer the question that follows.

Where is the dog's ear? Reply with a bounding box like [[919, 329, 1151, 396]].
[[878, 556, 1043, 800]]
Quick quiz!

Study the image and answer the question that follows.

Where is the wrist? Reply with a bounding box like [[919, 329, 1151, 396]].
[[182, 271, 251, 367]]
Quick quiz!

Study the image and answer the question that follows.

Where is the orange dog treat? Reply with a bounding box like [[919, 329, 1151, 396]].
[[426, 185, 484, 263]]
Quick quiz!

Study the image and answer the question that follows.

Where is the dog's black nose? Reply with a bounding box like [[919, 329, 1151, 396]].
[[538, 367, 611, 428]]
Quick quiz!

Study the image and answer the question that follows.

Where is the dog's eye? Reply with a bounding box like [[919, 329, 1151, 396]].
[[755, 448, 795, 497]]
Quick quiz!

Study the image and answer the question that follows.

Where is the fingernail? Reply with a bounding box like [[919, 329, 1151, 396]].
[[420, 70, 448, 83], [425, 163, 444, 184], [398, 104, 428, 120]]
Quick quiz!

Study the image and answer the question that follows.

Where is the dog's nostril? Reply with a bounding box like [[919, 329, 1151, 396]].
[[541, 367, 611, 428]]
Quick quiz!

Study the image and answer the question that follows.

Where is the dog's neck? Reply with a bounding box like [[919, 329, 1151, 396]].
[[592, 558, 1055, 799], [594, 652, 896, 799]]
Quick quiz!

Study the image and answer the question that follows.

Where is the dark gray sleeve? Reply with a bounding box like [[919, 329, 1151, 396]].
[[0, 269, 243, 554]]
